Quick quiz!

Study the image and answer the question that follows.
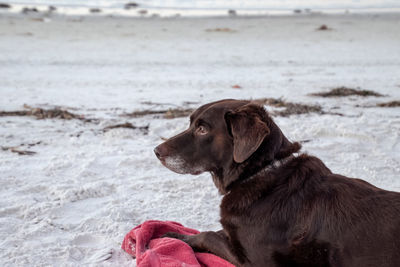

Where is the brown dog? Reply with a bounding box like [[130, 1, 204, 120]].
[[154, 99, 400, 267]]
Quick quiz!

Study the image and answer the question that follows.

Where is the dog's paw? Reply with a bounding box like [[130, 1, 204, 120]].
[[162, 232, 201, 251], [161, 232, 187, 241]]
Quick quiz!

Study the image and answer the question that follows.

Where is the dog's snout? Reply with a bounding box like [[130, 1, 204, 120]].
[[154, 144, 168, 160]]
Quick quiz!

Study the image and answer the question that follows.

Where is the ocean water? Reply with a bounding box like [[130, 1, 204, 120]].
[[3, 0, 400, 10]]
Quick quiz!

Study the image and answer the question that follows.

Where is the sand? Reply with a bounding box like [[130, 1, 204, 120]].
[[0, 12, 399, 266]]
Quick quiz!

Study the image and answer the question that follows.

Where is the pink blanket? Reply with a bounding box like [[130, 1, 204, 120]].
[[122, 220, 235, 267]]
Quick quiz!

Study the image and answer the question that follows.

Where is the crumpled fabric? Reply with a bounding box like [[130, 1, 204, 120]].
[[121, 220, 235, 267]]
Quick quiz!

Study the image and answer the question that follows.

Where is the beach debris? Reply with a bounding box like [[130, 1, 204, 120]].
[[126, 99, 326, 119], [103, 122, 149, 134], [232, 84, 242, 89], [309, 87, 384, 97], [138, 9, 148, 15], [140, 101, 175, 106], [30, 17, 51, 22], [139, 100, 198, 108], [18, 32, 34, 36], [0, 105, 91, 121], [294, 9, 313, 14], [164, 109, 193, 119], [48, 6, 57, 12], [10, 148, 36, 155], [0, 3, 11, 8], [124, 110, 166, 118], [299, 139, 312, 144], [124, 108, 194, 119], [89, 8, 102, 13], [1, 146, 36, 156], [317, 25, 331, 31], [1, 141, 42, 156], [182, 101, 200, 105], [376, 101, 400, 107], [23, 141, 42, 147], [22, 7, 39, 14], [124, 2, 139, 9], [252, 98, 323, 117], [228, 9, 237, 16], [205, 28, 236, 33]]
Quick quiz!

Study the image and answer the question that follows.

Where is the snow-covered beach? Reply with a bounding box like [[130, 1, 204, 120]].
[[0, 11, 399, 266]]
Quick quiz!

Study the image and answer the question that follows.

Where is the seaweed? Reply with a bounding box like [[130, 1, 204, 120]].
[[309, 87, 384, 97]]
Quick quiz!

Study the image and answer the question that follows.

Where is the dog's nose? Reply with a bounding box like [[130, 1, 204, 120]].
[[154, 145, 168, 160]]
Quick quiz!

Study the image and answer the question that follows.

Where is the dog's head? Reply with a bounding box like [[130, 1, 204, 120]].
[[154, 99, 299, 194]]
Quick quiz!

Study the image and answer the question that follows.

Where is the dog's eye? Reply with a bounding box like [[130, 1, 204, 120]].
[[196, 125, 208, 135]]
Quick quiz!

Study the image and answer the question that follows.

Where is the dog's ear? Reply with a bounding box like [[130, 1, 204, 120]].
[[225, 104, 270, 163]]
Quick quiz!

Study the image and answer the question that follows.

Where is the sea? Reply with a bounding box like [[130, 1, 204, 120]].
[[1, 0, 400, 16]]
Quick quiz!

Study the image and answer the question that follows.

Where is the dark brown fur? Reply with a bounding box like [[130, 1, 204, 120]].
[[154, 99, 400, 267]]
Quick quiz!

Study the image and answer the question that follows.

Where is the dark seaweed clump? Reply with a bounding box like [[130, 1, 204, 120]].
[[310, 87, 383, 97], [253, 98, 323, 117], [377, 101, 400, 107]]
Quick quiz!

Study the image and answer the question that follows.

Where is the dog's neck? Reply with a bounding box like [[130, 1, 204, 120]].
[[211, 140, 301, 195], [218, 153, 301, 215], [227, 154, 296, 192]]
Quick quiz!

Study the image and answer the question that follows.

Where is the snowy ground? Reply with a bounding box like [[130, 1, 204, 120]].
[[0, 12, 399, 266]]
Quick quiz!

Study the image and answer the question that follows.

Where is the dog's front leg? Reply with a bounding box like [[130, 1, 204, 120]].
[[163, 230, 242, 266]]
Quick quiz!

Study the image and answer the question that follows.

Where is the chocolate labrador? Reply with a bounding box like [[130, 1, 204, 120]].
[[154, 99, 400, 267]]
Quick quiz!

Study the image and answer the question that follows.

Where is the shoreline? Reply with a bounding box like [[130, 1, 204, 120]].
[[2, 3, 400, 18]]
